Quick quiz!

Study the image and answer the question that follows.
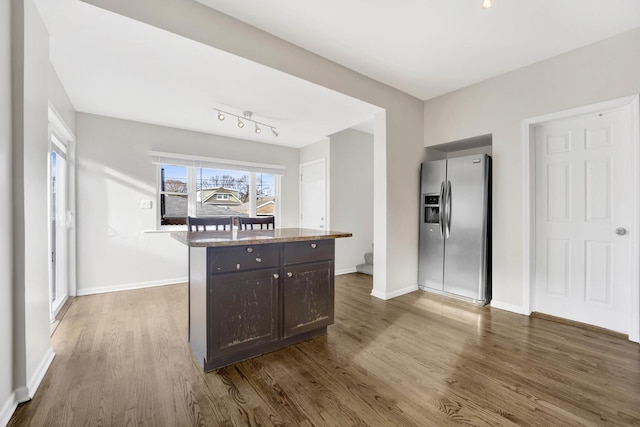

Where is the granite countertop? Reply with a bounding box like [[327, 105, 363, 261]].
[[171, 227, 352, 247]]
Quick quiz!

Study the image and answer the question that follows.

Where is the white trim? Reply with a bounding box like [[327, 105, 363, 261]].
[[48, 105, 77, 298], [371, 284, 418, 301], [76, 277, 188, 296], [0, 390, 21, 427], [48, 102, 76, 142], [490, 300, 531, 316], [522, 94, 640, 342], [27, 346, 55, 399], [630, 95, 640, 343], [150, 150, 285, 174], [335, 267, 357, 275], [274, 175, 282, 227], [249, 172, 257, 216], [13, 386, 29, 404], [299, 158, 328, 229]]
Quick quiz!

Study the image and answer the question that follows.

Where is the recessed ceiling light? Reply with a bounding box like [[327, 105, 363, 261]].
[[482, 0, 493, 9]]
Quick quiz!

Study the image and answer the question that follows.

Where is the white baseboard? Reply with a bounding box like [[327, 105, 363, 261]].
[[0, 345, 53, 427], [27, 347, 55, 400], [490, 300, 531, 316], [371, 284, 419, 301], [0, 390, 20, 427], [77, 277, 188, 296], [13, 386, 29, 405], [335, 267, 357, 275]]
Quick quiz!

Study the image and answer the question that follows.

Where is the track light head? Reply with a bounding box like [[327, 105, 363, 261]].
[[215, 108, 277, 137]]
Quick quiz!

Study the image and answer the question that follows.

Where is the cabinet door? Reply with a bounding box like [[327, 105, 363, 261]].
[[209, 268, 280, 359], [283, 261, 334, 338]]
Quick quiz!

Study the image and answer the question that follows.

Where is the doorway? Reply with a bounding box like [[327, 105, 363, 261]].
[[300, 158, 327, 230], [49, 135, 68, 322], [524, 95, 640, 341]]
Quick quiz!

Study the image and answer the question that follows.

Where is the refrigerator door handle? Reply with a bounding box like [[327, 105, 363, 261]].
[[445, 180, 452, 238], [439, 181, 445, 238]]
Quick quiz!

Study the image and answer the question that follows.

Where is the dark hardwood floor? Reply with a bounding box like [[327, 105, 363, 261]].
[[9, 273, 640, 426]]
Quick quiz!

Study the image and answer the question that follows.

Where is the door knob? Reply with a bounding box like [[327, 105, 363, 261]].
[[616, 227, 628, 236]]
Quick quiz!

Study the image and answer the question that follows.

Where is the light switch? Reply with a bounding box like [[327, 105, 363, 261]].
[[140, 200, 152, 209]]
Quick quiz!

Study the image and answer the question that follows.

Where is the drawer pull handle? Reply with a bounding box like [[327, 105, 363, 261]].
[[311, 243, 317, 249], [273, 273, 279, 279], [287, 272, 293, 278], [256, 257, 262, 263], [246, 247, 253, 253], [236, 263, 241, 270]]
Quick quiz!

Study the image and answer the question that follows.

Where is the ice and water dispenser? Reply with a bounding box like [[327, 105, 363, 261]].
[[423, 194, 440, 224]]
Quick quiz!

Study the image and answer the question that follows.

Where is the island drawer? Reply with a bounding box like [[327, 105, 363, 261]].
[[283, 239, 334, 265], [208, 244, 280, 273]]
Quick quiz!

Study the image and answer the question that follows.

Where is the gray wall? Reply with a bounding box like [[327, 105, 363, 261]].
[[75, 113, 300, 294], [330, 129, 374, 273], [0, 0, 13, 422], [9, 0, 54, 411], [3, 4, 77, 419], [424, 27, 640, 311], [83, 0, 425, 300]]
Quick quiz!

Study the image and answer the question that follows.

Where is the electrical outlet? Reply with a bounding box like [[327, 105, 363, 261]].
[[140, 200, 152, 209]]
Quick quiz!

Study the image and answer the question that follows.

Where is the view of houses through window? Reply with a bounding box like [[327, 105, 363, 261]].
[[160, 164, 276, 226]]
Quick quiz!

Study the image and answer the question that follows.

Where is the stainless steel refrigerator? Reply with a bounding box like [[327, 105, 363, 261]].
[[418, 154, 491, 304]]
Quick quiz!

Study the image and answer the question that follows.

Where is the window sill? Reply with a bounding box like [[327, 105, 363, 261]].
[[143, 227, 187, 234]]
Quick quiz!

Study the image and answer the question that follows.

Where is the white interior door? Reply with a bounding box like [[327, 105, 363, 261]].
[[50, 139, 69, 321], [534, 106, 633, 333], [300, 159, 326, 230]]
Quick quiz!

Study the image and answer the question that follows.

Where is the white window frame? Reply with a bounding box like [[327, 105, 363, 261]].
[[153, 152, 284, 230]]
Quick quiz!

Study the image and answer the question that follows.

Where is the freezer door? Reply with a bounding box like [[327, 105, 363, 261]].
[[418, 160, 446, 291], [443, 155, 490, 302]]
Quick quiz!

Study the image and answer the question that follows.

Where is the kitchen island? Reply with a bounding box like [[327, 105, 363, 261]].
[[172, 228, 352, 371]]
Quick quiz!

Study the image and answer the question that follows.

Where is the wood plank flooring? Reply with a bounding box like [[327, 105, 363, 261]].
[[9, 273, 640, 426]]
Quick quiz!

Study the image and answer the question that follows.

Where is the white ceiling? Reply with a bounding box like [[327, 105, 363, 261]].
[[34, 0, 381, 148], [35, 0, 640, 148], [197, 0, 640, 100]]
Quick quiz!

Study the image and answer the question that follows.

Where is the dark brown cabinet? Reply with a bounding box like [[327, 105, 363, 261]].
[[209, 267, 280, 359], [283, 260, 334, 338], [189, 239, 336, 371]]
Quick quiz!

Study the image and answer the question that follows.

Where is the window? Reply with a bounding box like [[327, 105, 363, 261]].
[[196, 167, 248, 217], [157, 161, 281, 228], [256, 172, 275, 216], [160, 165, 188, 225]]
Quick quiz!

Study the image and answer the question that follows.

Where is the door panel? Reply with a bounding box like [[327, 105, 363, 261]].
[[50, 143, 68, 320], [443, 155, 490, 301], [534, 107, 632, 333], [300, 160, 326, 230], [418, 160, 446, 290]]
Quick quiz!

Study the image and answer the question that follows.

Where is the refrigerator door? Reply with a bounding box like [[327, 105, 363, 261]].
[[418, 160, 446, 291], [443, 155, 490, 302]]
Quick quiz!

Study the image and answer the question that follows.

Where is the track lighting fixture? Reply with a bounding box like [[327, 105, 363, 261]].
[[215, 108, 278, 137]]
